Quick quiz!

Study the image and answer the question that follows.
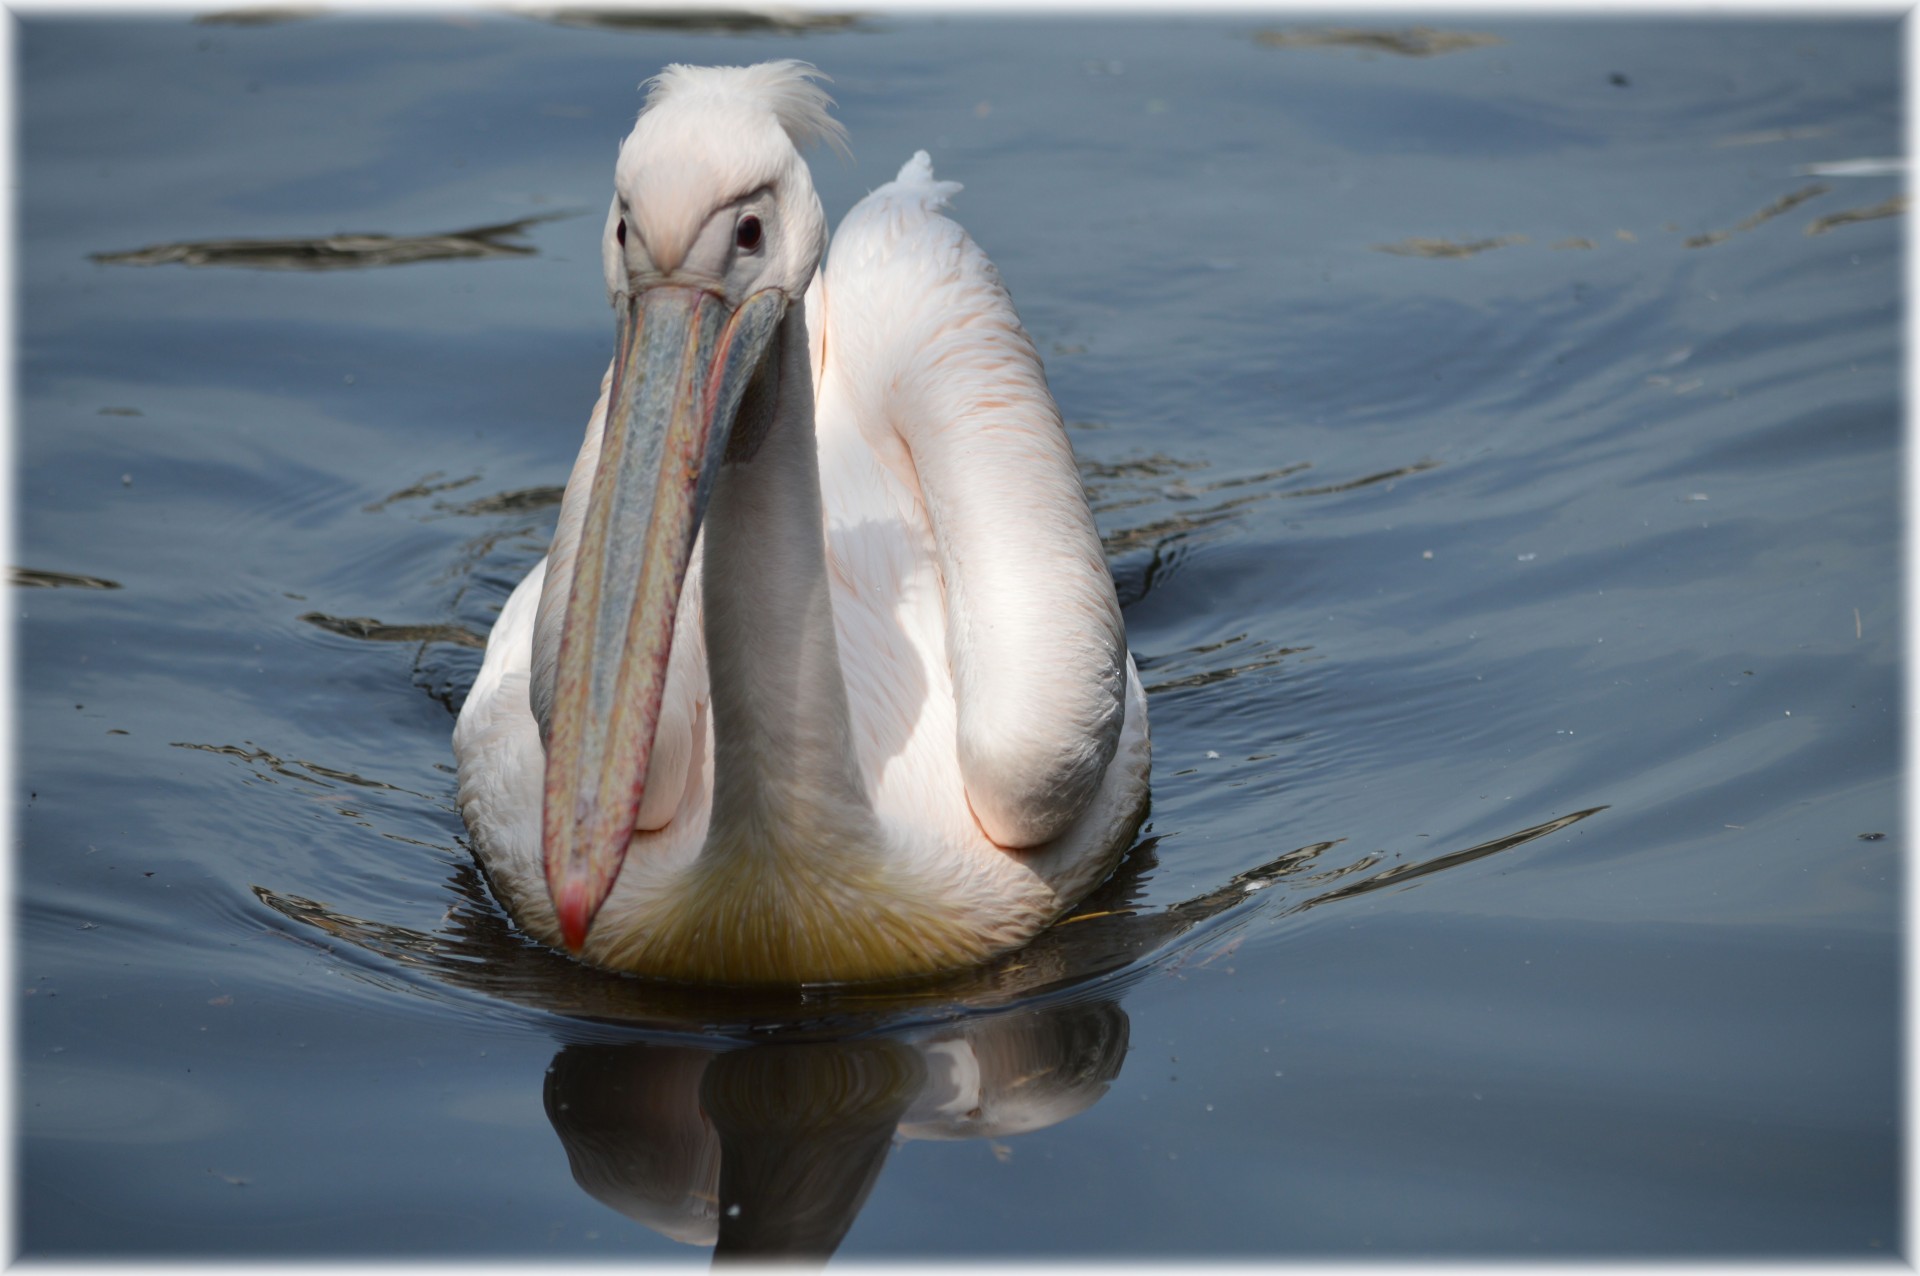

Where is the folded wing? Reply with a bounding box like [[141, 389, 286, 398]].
[[817, 153, 1126, 848]]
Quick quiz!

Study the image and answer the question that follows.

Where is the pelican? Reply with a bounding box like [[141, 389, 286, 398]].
[[453, 61, 1149, 985]]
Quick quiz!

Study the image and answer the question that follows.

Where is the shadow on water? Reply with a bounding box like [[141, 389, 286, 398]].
[[252, 804, 1602, 1260]]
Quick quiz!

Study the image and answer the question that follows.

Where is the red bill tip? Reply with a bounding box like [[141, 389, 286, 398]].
[[553, 880, 595, 953]]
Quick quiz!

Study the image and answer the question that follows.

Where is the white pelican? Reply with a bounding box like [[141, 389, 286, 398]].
[[453, 61, 1150, 984]]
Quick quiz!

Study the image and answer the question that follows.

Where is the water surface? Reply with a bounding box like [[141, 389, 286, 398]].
[[15, 13, 1901, 1259]]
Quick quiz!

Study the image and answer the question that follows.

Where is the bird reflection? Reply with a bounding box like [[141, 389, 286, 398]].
[[254, 806, 1606, 1259], [546, 1000, 1125, 1259]]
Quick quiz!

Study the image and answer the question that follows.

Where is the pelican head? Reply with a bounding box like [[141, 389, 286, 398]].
[[543, 62, 847, 950]]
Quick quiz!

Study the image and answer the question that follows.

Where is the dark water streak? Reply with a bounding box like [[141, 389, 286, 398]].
[[92, 212, 575, 270]]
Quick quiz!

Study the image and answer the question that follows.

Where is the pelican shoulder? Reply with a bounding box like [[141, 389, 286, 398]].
[[817, 152, 1130, 851]]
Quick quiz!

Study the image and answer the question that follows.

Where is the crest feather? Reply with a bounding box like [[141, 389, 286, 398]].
[[641, 60, 850, 159]]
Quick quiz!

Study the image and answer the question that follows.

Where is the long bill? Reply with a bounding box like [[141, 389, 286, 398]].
[[542, 283, 788, 952]]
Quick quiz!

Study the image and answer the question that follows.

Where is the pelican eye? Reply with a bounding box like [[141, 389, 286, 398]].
[[616, 219, 627, 247], [735, 215, 762, 252]]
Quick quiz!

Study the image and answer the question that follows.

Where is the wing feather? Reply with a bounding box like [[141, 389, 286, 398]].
[[817, 153, 1126, 848]]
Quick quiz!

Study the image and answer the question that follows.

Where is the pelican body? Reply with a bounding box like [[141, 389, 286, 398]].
[[454, 62, 1149, 984]]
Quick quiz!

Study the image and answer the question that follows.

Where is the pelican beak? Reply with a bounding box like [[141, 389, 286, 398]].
[[543, 283, 787, 952]]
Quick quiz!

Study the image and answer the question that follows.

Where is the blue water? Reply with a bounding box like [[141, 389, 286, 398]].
[[16, 13, 1901, 1258]]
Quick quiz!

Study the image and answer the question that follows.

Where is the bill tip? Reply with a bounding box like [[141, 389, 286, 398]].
[[553, 882, 595, 953]]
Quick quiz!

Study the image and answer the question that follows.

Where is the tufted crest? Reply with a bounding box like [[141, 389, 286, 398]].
[[640, 61, 849, 159]]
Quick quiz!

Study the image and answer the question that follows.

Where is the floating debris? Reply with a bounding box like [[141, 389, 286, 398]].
[[1552, 237, 1596, 251], [11, 567, 122, 590], [97, 406, 143, 417], [363, 472, 482, 514], [1805, 194, 1906, 236], [1250, 26, 1502, 57], [528, 7, 863, 35], [299, 612, 487, 649], [1372, 234, 1527, 259], [92, 213, 575, 272], [1685, 183, 1828, 248], [195, 5, 325, 23], [440, 485, 566, 517]]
